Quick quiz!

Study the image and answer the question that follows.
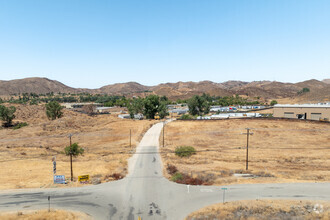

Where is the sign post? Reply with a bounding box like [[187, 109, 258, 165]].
[[48, 196, 50, 212], [221, 187, 228, 203], [52, 156, 56, 183], [53, 161, 56, 174]]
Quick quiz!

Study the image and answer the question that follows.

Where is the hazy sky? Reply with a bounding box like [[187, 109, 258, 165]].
[[0, 0, 329, 88]]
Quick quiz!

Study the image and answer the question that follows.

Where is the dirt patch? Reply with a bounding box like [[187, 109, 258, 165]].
[[0, 209, 91, 220], [186, 200, 330, 220], [0, 104, 155, 189], [161, 119, 330, 185]]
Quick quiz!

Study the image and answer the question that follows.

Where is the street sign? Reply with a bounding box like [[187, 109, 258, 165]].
[[221, 187, 228, 190], [78, 175, 90, 183], [54, 175, 65, 184]]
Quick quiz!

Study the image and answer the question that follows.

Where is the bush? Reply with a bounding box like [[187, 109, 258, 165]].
[[109, 173, 124, 180], [270, 100, 278, 106], [171, 172, 213, 185], [179, 114, 194, 120], [13, 122, 28, 130], [166, 164, 178, 175], [171, 172, 183, 181], [298, 87, 310, 95], [46, 101, 63, 120], [0, 105, 16, 127], [175, 146, 196, 157]]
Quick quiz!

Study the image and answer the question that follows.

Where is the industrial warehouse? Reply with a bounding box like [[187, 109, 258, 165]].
[[273, 103, 330, 121]]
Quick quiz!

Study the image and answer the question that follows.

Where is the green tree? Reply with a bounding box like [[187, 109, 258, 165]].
[[302, 87, 310, 93], [46, 101, 63, 120], [0, 105, 16, 127], [65, 143, 84, 181], [298, 87, 310, 95], [187, 95, 209, 116], [143, 95, 160, 119], [127, 97, 144, 118], [160, 96, 168, 102], [202, 101, 210, 114], [158, 101, 168, 119], [270, 100, 278, 106]]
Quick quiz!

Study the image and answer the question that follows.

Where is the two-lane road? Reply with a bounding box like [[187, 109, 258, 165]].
[[0, 122, 329, 219]]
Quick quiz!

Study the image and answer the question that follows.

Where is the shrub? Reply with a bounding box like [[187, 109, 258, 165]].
[[13, 122, 28, 130], [0, 105, 16, 127], [109, 173, 124, 180], [298, 87, 310, 95], [270, 100, 278, 106], [46, 101, 63, 120], [171, 172, 213, 185], [171, 172, 183, 181], [175, 146, 196, 157], [179, 114, 194, 120], [166, 164, 178, 175]]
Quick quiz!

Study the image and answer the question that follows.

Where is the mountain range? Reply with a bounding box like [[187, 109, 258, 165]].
[[0, 77, 329, 102]]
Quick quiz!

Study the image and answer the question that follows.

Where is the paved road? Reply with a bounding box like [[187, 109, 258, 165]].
[[0, 122, 329, 219]]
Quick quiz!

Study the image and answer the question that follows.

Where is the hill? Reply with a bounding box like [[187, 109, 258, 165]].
[[1, 77, 329, 102], [0, 77, 79, 95], [99, 82, 150, 95], [150, 81, 231, 100], [322, 79, 330, 84]]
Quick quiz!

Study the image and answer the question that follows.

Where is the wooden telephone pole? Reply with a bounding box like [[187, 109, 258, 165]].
[[68, 133, 73, 181], [242, 128, 253, 170], [163, 121, 165, 147]]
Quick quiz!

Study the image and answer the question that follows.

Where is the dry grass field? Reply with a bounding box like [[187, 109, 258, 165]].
[[186, 200, 330, 220], [0, 104, 155, 189], [161, 119, 330, 185], [0, 209, 91, 220]]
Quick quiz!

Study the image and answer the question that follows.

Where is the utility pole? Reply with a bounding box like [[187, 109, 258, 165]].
[[130, 129, 131, 148], [48, 196, 50, 212], [163, 121, 165, 147], [68, 133, 73, 181], [242, 128, 253, 170]]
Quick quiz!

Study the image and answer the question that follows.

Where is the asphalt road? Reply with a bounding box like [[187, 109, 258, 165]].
[[0, 122, 329, 219]]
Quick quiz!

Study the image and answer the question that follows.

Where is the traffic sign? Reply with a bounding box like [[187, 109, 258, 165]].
[[78, 175, 90, 183]]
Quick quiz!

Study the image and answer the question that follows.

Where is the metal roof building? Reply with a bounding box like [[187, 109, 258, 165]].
[[273, 103, 330, 121]]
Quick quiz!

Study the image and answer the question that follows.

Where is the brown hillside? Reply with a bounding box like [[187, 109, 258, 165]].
[[99, 82, 150, 95], [295, 79, 328, 90], [151, 81, 231, 99], [1, 77, 329, 102], [294, 79, 330, 102], [0, 77, 79, 95], [235, 81, 301, 99], [323, 79, 330, 84], [220, 80, 249, 89]]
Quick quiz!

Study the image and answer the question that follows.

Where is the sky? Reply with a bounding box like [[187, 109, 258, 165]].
[[0, 0, 329, 89]]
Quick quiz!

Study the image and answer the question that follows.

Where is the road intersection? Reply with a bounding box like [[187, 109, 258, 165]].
[[0, 122, 329, 219]]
